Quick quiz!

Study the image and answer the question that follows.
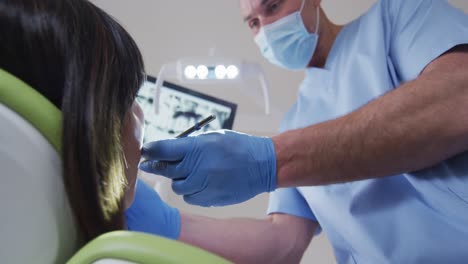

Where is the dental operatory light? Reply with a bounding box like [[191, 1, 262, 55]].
[[155, 56, 270, 115], [184, 65, 197, 79], [214, 65, 228, 79], [196, 65, 209, 79], [226, 65, 239, 79], [183, 64, 240, 80]]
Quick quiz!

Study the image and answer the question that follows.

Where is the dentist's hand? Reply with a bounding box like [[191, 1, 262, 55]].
[[139, 130, 277, 207]]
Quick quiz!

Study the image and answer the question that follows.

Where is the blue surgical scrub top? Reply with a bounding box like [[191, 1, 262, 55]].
[[125, 179, 180, 239], [268, 0, 468, 263]]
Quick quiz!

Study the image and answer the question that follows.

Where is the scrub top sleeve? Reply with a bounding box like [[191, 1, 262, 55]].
[[388, 0, 468, 82], [268, 187, 321, 235], [125, 179, 181, 239]]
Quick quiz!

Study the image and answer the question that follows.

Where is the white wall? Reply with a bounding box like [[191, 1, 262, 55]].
[[92, 1, 468, 263]]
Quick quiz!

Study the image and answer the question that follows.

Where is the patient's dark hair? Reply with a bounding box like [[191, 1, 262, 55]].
[[0, 0, 144, 241]]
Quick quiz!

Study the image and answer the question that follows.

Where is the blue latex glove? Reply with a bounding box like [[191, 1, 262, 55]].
[[139, 130, 277, 207], [125, 179, 180, 239]]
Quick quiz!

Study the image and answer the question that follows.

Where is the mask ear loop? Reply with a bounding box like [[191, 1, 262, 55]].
[[314, 5, 320, 34], [299, 0, 320, 34], [300, 0, 306, 12]]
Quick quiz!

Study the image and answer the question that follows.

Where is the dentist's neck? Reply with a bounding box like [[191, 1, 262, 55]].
[[308, 8, 343, 68]]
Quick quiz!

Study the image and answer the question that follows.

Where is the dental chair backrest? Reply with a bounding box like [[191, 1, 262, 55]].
[[0, 69, 231, 264], [0, 68, 80, 263]]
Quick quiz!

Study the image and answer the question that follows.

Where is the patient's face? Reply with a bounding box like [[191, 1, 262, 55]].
[[122, 101, 145, 208]]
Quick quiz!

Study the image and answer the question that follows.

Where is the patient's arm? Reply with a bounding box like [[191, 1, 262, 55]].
[[179, 213, 317, 264]]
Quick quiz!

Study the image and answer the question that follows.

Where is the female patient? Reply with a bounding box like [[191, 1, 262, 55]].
[[0, 1, 313, 263], [0, 0, 178, 241]]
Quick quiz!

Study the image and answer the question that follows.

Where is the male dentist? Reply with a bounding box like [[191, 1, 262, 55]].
[[139, 0, 468, 262]]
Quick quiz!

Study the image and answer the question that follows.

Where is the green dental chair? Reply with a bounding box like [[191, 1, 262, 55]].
[[0, 68, 229, 264]]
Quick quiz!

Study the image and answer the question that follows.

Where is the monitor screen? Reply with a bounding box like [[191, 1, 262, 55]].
[[136, 76, 237, 143]]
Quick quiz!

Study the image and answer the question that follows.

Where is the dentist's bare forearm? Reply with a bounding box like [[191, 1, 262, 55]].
[[274, 46, 468, 187], [178, 213, 316, 264]]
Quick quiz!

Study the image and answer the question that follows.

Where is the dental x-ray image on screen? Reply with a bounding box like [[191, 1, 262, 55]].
[[136, 76, 237, 143]]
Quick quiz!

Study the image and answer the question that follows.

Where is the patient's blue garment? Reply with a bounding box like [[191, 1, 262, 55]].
[[125, 179, 180, 239], [268, 0, 468, 263]]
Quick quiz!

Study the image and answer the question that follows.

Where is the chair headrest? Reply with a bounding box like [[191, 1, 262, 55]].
[[0, 68, 80, 263], [0, 68, 62, 153]]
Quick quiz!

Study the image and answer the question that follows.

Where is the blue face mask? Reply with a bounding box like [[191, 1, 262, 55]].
[[254, 0, 320, 70]]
